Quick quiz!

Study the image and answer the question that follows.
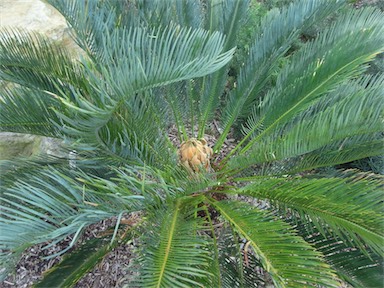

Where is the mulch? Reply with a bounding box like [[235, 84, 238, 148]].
[[1, 216, 137, 288]]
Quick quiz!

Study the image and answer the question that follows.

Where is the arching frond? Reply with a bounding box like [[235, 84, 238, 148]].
[[34, 235, 118, 288], [297, 223, 383, 288], [238, 7, 384, 154], [0, 86, 62, 136], [175, 0, 203, 29], [45, 0, 119, 62], [47, 0, 204, 58], [137, 200, 211, 288], [49, 88, 174, 167], [197, 0, 249, 138], [216, 0, 346, 150], [0, 29, 84, 92], [208, 199, 338, 287], [207, 225, 266, 288], [96, 26, 235, 95], [0, 167, 144, 279], [238, 172, 384, 256], [287, 133, 384, 173], [227, 75, 384, 172]]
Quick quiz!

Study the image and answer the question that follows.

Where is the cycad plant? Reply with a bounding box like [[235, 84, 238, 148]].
[[1, 0, 383, 287]]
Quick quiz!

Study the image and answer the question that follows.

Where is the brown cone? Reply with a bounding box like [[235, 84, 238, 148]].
[[178, 138, 213, 173]]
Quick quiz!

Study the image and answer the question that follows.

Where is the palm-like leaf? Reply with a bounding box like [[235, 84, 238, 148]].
[[197, 0, 249, 138], [34, 235, 117, 288], [213, 226, 266, 288], [216, 0, 346, 150], [137, 200, 211, 288], [0, 167, 144, 274], [238, 172, 384, 255], [0, 86, 62, 136], [288, 135, 384, 173], [298, 223, 383, 287], [228, 74, 384, 172], [95, 25, 235, 94], [0, 29, 84, 92], [208, 199, 338, 287], [230, 7, 384, 158]]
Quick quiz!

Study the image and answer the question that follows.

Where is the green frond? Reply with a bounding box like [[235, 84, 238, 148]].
[[319, 242, 383, 287], [211, 225, 266, 288], [119, 0, 179, 28], [216, 0, 346, 150], [297, 223, 383, 288], [208, 199, 338, 288], [156, 82, 193, 140], [137, 200, 211, 288], [0, 167, 143, 279], [0, 28, 84, 92], [287, 133, 384, 173], [45, 0, 117, 62], [36, 22, 236, 163], [239, 172, 384, 256], [205, 0, 224, 33], [197, 0, 249, 138], [0, 86, 62, 136], [239, 7, 384, 154], [227, 74, 384, 172], [109, 165, 184, 203], [197, 202, 263, 288], [218, 0, 250, 52], [99, 25, 235, 94], [197, 72, 228, 138], [200, 204, 223, 288], [44, 19, 235, 98], [34, 235, 116, 288], [96, 99, 174, 167], [174, 0, 203, 29], [47, 0, 204, 56], [43, 23, 235, 165], [50, 88, 174, 167], [0, 155, 70, 188]]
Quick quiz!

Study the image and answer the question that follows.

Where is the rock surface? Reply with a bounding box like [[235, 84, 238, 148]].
[[0, 133, 41, 159], [0, 0, 68, 40]]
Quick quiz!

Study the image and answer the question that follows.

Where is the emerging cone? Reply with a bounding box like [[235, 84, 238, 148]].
[[178, 138, 213, 173]]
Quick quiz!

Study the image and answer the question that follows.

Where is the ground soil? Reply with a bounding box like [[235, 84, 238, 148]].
[[1, 217, 137, 288]]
